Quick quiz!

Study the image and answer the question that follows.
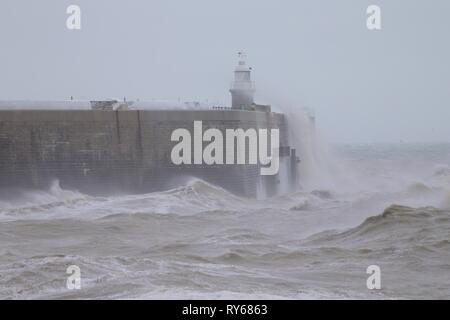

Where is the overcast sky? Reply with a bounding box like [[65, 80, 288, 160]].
[[1, 0, 449, 143]]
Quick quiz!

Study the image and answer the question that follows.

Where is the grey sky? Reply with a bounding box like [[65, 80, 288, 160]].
[[1, 0, 449, 143]]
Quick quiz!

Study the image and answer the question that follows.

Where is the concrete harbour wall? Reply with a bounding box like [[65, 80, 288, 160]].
[[0, 109, 293, 197]]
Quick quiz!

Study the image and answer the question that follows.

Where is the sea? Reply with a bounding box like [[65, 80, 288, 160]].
[[0, 112, 449, 299]]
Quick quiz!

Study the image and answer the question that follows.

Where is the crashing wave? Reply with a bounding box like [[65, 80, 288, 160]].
[[94, 178, 251, 219], [0, 180, 91, 217], [304, 204, 450, 250]]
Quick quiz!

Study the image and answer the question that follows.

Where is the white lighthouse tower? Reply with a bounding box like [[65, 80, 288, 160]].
[[230, 52, 255, 110]]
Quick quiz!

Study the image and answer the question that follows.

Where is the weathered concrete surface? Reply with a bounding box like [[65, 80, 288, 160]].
[[0, 109, 292, 197]]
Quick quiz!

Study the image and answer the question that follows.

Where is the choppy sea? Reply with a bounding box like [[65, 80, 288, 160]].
[[1, 143, 450, 299]]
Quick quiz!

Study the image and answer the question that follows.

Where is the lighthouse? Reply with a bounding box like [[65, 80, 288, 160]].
[[230, 52, 255, 110]]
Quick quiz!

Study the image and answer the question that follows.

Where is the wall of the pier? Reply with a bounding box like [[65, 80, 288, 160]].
[[0, 110, 289, 197]]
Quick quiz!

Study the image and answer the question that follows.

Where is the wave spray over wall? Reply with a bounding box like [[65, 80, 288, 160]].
[[280, 105, 342, 192]]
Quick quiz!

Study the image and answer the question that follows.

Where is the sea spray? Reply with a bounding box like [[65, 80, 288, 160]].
[[281, 106, 338, 191]]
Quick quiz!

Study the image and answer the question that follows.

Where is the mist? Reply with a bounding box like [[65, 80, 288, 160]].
[[1, 0, 449, 143]]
